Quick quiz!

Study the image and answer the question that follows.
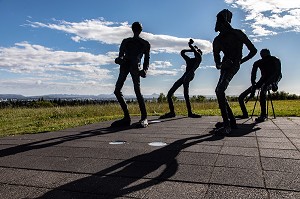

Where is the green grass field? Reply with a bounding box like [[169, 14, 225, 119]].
[[0, 100, 299, 137]]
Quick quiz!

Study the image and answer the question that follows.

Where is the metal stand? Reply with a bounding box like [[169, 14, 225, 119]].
[[250, 89, 276, 119], [267, 90, 276, 119]]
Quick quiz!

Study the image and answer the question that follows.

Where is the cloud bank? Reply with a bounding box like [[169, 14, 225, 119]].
[[0, 42, 117, 95], [148, 61, 178, 76], [0, 42, 183, 95], [0, 42, 113, 81], [27, 19, 212, 54], [225, 0, 300, 37]]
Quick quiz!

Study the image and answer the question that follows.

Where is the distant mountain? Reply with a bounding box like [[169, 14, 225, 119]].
[[0, 93, 134, 100], [97, 94, 116, 99], [0, 93, 215, 100], [145, 93, 160, 99], [0, 94, 26, 100], [30, 94, 105, 100]]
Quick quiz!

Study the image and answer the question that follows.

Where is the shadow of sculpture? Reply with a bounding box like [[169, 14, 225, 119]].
[[0, 123, 139, 158], [36, 122, 258, 198]]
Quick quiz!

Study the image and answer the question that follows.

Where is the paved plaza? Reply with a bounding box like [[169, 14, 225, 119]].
[[0, 116, 299, 198]]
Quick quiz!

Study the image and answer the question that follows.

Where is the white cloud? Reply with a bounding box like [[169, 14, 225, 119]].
[[147, 70, 178, 76], [225, 0, 300, 37], [71, 36, 82, 42], [147, 61, 215, 76], [0, 42, 121, 95], [27, 19, 212, 54], [0, 42, 114, 81], [200, 65, 216, 70], [148, 61, 178, 76], [149, 61, 172, 69], [143, 32, 212, 54], [0, 78, 115, 96]]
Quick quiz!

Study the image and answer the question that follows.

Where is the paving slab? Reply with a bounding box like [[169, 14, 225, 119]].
[[0, 116, 299, 198], [205, 185, 268, 199]]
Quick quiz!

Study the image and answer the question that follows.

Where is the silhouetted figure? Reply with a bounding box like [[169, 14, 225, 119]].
[[159, 39, 202, 119], [238, 49, 282, 122], [213, 9, 257, 135], [112, 22, 150, 128]]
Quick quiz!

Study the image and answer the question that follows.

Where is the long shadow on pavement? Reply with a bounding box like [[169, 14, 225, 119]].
[[35, 122, 259, 198], [0, 119, 157, 158], [0, 117, 188, 158]]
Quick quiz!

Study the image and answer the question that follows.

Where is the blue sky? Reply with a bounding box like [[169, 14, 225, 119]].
[[0, 0, 299, 96]]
